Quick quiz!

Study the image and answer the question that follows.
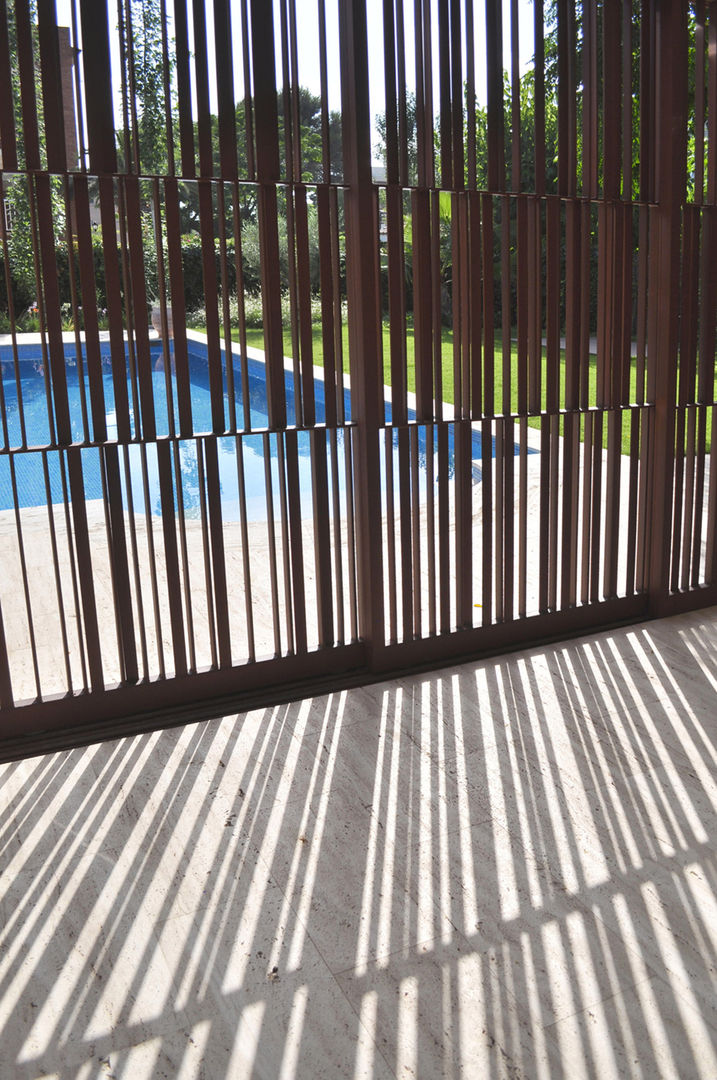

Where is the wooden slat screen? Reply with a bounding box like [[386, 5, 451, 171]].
[[0, 0, 709, 750]]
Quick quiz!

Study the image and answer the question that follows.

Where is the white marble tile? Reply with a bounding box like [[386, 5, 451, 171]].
[[155, 880, 395, 1080], [544, 971, 717, 1080]]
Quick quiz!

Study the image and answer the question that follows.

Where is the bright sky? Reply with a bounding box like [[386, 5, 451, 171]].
[[55, 0, 537, 160]]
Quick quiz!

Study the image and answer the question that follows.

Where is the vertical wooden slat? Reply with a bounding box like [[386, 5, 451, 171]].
[[0, 0, 18, 170], [79, 0, 116, 173]]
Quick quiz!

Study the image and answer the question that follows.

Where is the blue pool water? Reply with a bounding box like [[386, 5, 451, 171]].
[[0, 338, 522, 520]]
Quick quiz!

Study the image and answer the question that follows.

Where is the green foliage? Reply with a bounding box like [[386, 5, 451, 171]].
[[125, 0, 172, 174]]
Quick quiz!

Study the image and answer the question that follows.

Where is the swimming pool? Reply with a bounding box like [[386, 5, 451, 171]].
[[0, 335, 523, 520]]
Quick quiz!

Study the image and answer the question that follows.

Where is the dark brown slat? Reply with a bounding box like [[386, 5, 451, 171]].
[[503, 416, 515, 621], [455, 193, 470, 418], [481, 194, 495, 416], [216, 183, 237, 431], [62, 178, 90, 443], [203, 438, 232, 666], [35, 174, 71, 444], [284, 430, 308, 653], [15, 0, 41, 170], [708, 7, 717, 203], [274, 432, 294, 654], [261, 433, 283, 656], [603, 0, 621, 199], [79, 0, 116, 173], [533, 0, 545, 195], [547, 415, 560, 611], [191, 0, 213, 177], [454, 419, 472, 628], [123, 175, 156, 439], [449, 0, 463, 189], [234, 436, 256, 661], [58, 452, 88, 693], [139, 443, 166, 678], [8, 456, 41, 698], [468, 190, 482, 417], [695, 3, 706, 205], [560, 412, 579, 609], [545, 197, 560, 415], [121, 444, 149, 679], [596, 201, 610, 408], [411, 188, 430, 422], [317, 186, 338, 427], [295, 185, 316, 426], [0, 0, 18, 170], [509, 0, 520, 190], [538, 419, 550, 613], [174, 439, 198, 672], [524, 196, 537, 416], [625, 409, 641, 596], [102, 443, 139, 683], [120, 0, 140, 173], [98, 176, 131, 440], [214, 0, 237, 179], [580, 412, 593, 605], [163, 178, 193, 436], [698, 207, 717, 404], [516, 197, 529, 415], [317, 0, 331, 181], [681, 407, 697, 589], [231, 181, 252, 431], [194, 439, 217, 669], [485, 0, 505, 191], [37, 0, 67, 172], [329, 429, 345, 643], [156, 440, 188, 676], [40, 465, 72, 695], [603, 412, 621, 599], [67, 447, 104, 690], [311, 428, 334, 647], [691, 407, 707, 588], [500, 196, 512, 416], [251, 0, 280, 182], [239, 0, 255, 180], [384, 429, 397, 644], [425, 425, 436, 635], [706, 406, 717, 582], [494, 421, 504, 621], [159, 0, 175, 176], [437, 422, 450, 632], [198, 180, 226, 432], [410, 425, 422, 638], [590, 413, 604, 603], [258, 185, 287, 429], [465, 0, 476, 189], [71, 175, 106, 440], [173, 0, 195, 177], [398, 426, 413, 640], [343, 427, 358, 642], [579, 202, 592, 412], [622, 0, 633, 200], [639, 1, 655, 203], [517, 417, 527, 617], [431, 191, 443, 419], [287, 0, 303, 182], [635, 205, 649, 405]]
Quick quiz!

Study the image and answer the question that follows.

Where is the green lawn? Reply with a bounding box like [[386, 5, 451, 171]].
[[223, 321, 712, 455]]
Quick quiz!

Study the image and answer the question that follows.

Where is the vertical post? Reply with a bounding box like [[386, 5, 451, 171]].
[[339, 0, 384, 661], [648, 0, 687, 613]]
